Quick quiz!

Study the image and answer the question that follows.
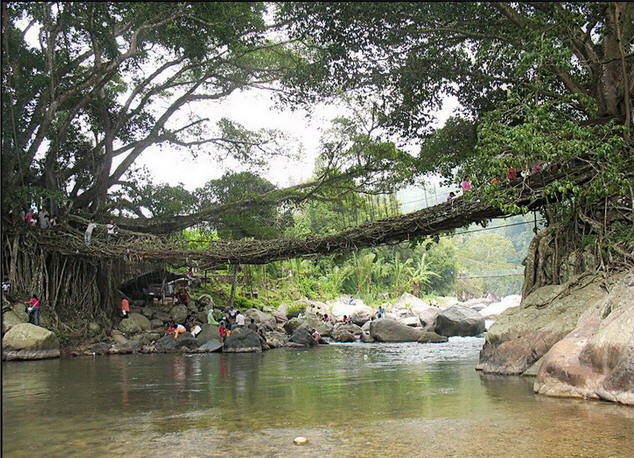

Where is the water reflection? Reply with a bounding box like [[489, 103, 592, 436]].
[[3, 339, 632, 457]]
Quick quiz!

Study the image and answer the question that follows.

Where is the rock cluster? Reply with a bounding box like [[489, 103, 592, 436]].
[[477, 270, 633, 406]]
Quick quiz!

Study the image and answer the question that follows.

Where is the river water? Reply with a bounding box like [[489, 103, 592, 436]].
[[2, 337, 632, 457]]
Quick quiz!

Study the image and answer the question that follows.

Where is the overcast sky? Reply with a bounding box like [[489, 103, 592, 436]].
[[137, 88, 460, 195]]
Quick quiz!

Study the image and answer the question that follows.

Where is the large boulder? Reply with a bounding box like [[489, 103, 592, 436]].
[[332, 329, 356, 342], [329, 299, 374, 323], [417, 306, 442, 331], [349, 309, 374, 326], [532, 271, 634, 405], [435, 305, 485, 337], [112, 333, 128, 345], [479, 295, 522, 318], [272, 310, 288, 324], [399, 316, 421, 327], [118, 317, 142, 334], [154, 311, 171, 322], [170, 305, 188, 323], [370, 318, 423, 342], [263, 331, 288, 348], [223, 328, 262, 353], [283, 317, 306, 335], [477, 273, 611, 376], [418, 331, 449, 343], [332, 322, 363, 337], [2, 323, 60, 360], [150, 319, 164, 329], [289, 327, 316, 347], [128, 312, 151, 331], [244, 309, 277, 331], [196, 324, 219, 345], [196, 339, 223, 352], [2, 310, 27, 334], [155, 335, 181, 352], [297, 299, 329, 316], [176, 332, 199, 349], [284, 314, 334, 336], [394, 293, 433, 315]]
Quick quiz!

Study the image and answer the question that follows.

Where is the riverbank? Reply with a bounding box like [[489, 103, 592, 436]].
[[3, 290, 510, 360]]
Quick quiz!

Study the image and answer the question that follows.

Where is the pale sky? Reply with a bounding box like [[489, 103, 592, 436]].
[[135, 88, 345, 191], [137, 88, 460, 193]]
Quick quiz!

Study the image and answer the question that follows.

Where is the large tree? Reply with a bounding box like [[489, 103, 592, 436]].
[[277, 2, 633, 280], [2, 2, 290, 215]]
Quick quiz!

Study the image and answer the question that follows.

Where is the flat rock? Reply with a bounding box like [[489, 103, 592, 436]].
[[370, 318, 423, 342], [418, 331, 448, 343]]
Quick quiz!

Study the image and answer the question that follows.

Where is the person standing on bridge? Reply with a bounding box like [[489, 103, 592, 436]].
[[106, 220, 118, 241], [85, 222, 97, 245]]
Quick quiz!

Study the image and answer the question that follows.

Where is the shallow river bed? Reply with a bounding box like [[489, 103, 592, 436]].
[[3, 337, 632, 457]]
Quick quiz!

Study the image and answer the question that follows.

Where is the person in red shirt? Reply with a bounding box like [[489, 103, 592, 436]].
[[219, 322, 227, 344], [24, 295, 40, 326], [508, 167, 517, 180], [121, 298, 130, 317]]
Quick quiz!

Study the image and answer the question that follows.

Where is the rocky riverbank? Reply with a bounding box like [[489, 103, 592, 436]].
[[3, 292, 503, 360], [477, 269, 633, 406]]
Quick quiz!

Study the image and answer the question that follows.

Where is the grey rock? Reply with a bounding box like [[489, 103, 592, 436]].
[[332, 329, 356, 342], [2, 323, 59, 352], [196, 324, 219, 345], [112, 334, 128, 345], [435, 305, 485, 337], [370, 318, 423, 342], [118, 317, 142, 334], [128, 312, 151, 331], [289, 327, 316, 347], [417, 331, 448, 343], [170, 305, 188, 323], [155, 335, 180, 352], [263, 331, 288, 348], [223, 328, 262, 353], [150, 319, 164, 329]]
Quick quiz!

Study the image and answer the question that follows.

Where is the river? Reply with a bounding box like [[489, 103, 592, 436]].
[[2, 337, 632, 457]]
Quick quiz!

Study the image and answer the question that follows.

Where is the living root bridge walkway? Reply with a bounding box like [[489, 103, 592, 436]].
[[9, 166, 594, 268]]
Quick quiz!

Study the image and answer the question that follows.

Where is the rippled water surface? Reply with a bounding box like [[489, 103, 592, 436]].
[[3, 337, 632, 457]]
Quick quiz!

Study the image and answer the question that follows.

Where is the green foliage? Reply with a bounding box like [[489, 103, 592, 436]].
[[286, 302, 306, 317], [195, 171, 291, 240], [232, 295, 260, 311]]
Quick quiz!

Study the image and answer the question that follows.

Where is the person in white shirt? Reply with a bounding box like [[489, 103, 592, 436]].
[[235, 312, 246, 328], [106, 220, 118, 241], [85, 222, 97, 245]]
